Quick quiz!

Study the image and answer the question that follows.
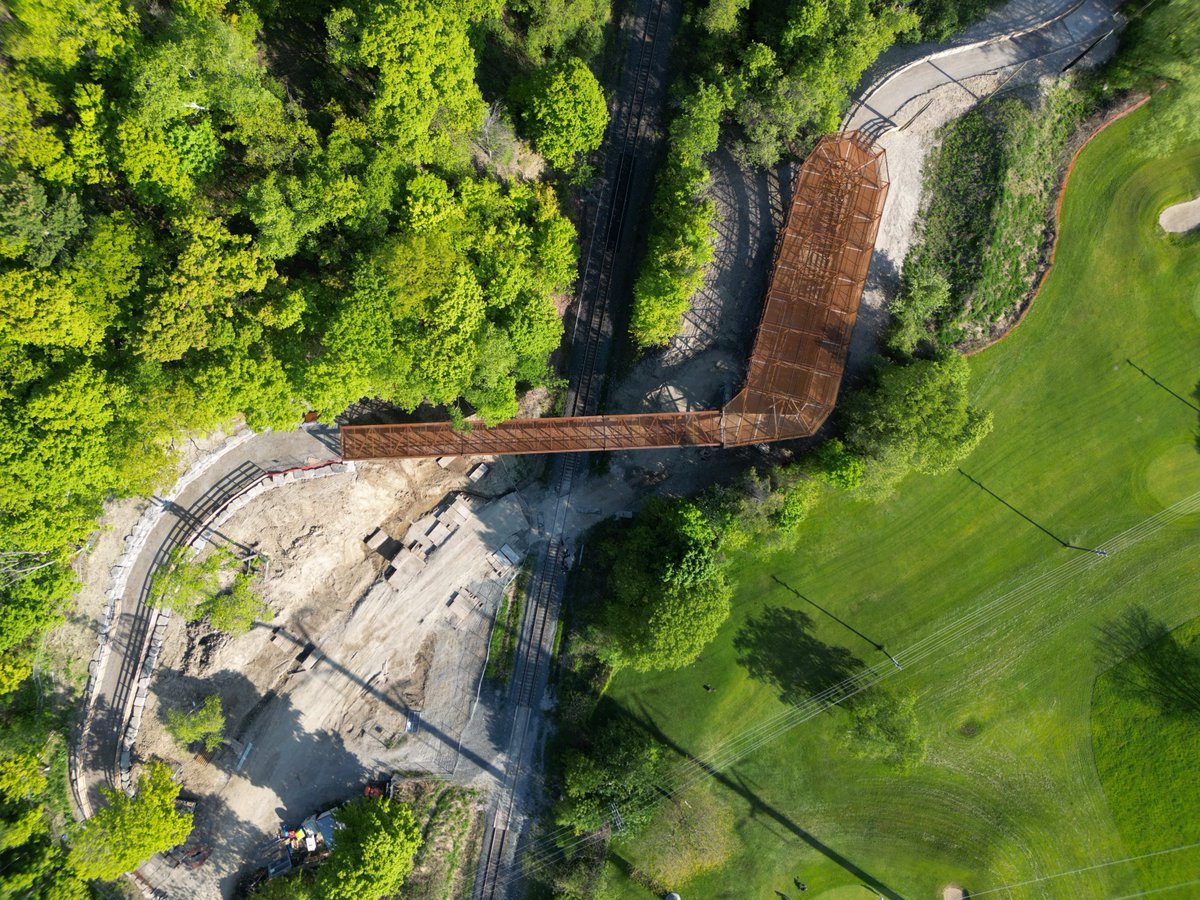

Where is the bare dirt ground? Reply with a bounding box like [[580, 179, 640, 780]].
[[1159, 196, 1200, 234], [135, 458, 529, 897]]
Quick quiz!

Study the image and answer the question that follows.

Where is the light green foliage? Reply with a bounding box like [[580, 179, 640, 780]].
[[138, 215, 275, 362], [556, 720, 664, 836], [166, 694, 226, 752], [4, 0, 135, 75], [599, 498, 732, 671], [841, 689, 927, 772], [148, 548, 225, 617], [772, 478, 820, 532], [0, 746, 88, 898], [504, 0, 610, 62], [523, 57, 607, 170], [629, 161, 716, 347], [305, 177, 573, 420], [623, 781, 735, 889], [670, 81, 730, 168], [0, 70, 75, 183], [328, 0, 485, 164], [885, 259, 951, 356], [316, 797, 423, 899], [843, 354, 992, 493], [699, 0, 751, 35], [68, 762, 192, 881], [628, 78, 729, 347], [199, 572, 273, 635], [809, 438, 865, 491]]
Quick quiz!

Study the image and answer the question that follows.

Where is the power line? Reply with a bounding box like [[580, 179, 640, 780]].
[[970, 840, 1200, 896], [1113, 879, 1200, 899], [496, 489, 1200, 887]]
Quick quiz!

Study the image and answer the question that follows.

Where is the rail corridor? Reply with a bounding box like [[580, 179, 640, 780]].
[[342, 132, 889, 461]]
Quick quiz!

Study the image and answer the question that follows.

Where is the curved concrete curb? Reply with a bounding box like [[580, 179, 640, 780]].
[[71, 428, 257, 817], [844, 0, 1089, 129], [113, 460, 355, 795], [965, 93, 1152, 356]]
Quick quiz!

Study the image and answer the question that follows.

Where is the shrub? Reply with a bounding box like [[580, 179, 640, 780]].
[[166, 694, 225, 752]]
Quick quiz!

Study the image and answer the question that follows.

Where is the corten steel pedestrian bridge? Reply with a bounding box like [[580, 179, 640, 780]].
[[342, 132, 889, 461]]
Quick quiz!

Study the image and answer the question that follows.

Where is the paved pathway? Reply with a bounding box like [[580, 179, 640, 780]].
[[846, 0, 1121, 132], [75, 429, 337, 816]]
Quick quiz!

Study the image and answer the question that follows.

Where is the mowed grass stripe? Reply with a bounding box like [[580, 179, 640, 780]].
[[603, 108, 1200, 897]]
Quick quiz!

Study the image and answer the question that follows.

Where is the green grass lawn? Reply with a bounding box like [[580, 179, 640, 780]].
[[598, 107, 1200, 897], [1091, 615, 1200, 889]]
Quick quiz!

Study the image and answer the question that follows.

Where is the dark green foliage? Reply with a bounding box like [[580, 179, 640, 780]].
[[504, 0, 611, 64], [0, 175, 84, 267], [841, 689, 927, 771], [595, 498, 732, 671], [910, 0, 1002, 41], [555, 719, 665, 836]]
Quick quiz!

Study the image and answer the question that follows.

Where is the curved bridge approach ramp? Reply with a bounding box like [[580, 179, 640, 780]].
[[342, 132, 888, 460]]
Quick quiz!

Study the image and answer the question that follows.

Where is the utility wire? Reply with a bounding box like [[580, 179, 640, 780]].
[[969, 840, 1200, 896], [496, 489, 1200, 887]]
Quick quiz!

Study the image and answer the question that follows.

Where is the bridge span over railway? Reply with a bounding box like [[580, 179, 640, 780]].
[[342, 131, 889, 461]]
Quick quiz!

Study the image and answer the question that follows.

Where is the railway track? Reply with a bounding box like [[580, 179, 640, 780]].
[[472, 0, 677, 896]]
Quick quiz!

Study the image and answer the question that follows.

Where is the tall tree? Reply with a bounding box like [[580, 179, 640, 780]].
[[68, 762, 193, 881]]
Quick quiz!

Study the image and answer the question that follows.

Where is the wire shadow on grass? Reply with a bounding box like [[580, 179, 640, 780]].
[[626, 699, 902, 899], [1094, 606, 1200, 717], [733, 606, 864, 708]]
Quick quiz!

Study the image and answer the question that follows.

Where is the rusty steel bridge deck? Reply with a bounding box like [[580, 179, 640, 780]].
[[341, 132, 889, 461]]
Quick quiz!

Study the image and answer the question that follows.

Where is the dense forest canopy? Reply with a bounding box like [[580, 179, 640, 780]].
[[0, 0, 606, 891], [0, 0, 597, 699]]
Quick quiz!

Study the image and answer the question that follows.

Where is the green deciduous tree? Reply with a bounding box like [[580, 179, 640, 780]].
[[843, 354, 993, 493], [68, 761, 192, 881], [316, 796, 423, 899], [166, 694, 225, 752], [137, 215, 275, 362], [556, 719, 664, 836], [598, 498, 732, 671], [885, 260, 952, 357], [841, 689, 927, 772], [522, 57, 607, 170], [504, 0, 610, 63], [148, 548, 225, 617], [199, 572, 273, 635]]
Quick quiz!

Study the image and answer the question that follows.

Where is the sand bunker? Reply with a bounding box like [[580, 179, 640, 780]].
[[1159, 195, 1200, 233]]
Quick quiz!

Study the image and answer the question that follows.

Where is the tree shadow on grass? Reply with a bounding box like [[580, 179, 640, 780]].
[[1094, 606, 1200, 717], [733, 606, 864, 708]]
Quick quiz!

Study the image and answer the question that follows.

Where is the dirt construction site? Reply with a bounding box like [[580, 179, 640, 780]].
[[133, 457, 533, 898]]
